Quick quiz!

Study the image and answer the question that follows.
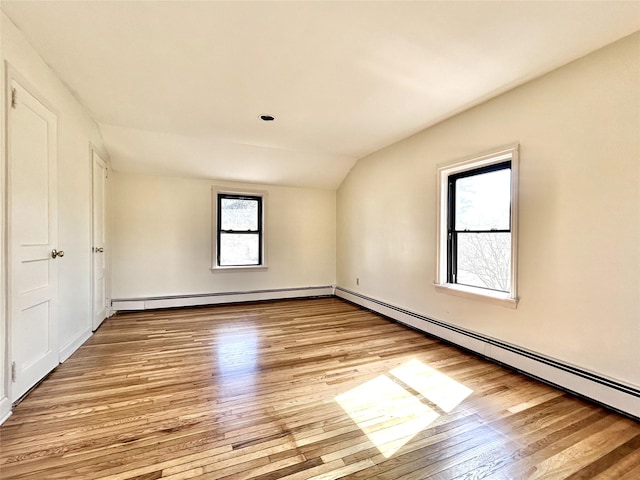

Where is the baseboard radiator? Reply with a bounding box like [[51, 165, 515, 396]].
[[111, 285, 334, 311], [335, 286, 640, 420]]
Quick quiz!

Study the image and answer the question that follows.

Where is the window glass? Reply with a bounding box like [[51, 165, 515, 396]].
[[456, 232, 511, 292], [220, 197, 258, 231], [448, 161, 512, 294], [219, 233, 260, 266], [455, 169, 511, 231]]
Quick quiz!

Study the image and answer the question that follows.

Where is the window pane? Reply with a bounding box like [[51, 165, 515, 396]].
[[219, 233, 260, 266], [456, 232, 511, 292], [221, 198, 258, 231], [455, 168, 510, 231]]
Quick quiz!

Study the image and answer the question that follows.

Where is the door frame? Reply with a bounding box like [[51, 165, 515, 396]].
[[1, 63, 10, 421], [89, 144, 110, 331], [4, 63, 60, 404]]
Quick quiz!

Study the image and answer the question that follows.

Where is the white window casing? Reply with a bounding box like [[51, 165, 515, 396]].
[[434, 144, 519, 308], [211, 186, 268, 271]]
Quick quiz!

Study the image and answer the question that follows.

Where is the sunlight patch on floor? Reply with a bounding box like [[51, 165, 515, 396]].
[[216, 325, 259, 396], [336, 375, 438, 458], [335, 359, 473, 458], [391, 358, 473, 413]]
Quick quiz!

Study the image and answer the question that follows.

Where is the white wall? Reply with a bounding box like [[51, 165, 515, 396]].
[[1, 12, 108, 419], [337, 32, 640, 388], [111, 172, 336, 300]]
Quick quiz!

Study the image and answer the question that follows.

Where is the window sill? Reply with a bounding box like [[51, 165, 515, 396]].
[[211, 265, 268, 273], [434, 283, 518, 309]]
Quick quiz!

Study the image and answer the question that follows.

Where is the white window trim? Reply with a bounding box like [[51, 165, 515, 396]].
[[434, 144, 519, 309], [211, 186, 268, 272]]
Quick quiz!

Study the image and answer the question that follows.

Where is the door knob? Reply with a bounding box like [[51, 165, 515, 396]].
[[94, 247, 104, 253], [51, 249, 64, 258]]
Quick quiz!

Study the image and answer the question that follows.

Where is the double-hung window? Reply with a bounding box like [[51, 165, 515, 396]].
[[435, 145, 519, 307], [215, 192, 264, 268]]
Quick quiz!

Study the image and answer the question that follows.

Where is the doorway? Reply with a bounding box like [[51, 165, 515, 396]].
[[91, 149, 108, 330], [7, 75, 60, 402]]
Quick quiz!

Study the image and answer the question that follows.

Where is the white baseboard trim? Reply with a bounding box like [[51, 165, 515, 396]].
[[59, 327, 93, 363], [336, 287, 640, 419], [112, 286, 334, 311], [0, 396, 12, 426]]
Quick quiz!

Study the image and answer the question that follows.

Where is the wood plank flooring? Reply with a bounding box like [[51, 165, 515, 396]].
[[1, 297, 639, 479]]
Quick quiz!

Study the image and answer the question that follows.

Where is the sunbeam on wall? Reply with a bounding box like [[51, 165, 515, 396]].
[[336, 359, 473, 458]]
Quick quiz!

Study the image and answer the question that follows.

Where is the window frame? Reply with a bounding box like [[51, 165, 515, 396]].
[[435, 145, 519, 308], [212, 187, 267, 271]]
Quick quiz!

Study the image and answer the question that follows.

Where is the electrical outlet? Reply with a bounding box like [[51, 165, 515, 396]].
[[356, 277, 359, 285]]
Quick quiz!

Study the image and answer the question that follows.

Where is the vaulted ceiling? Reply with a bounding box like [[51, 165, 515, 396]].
[[2, 1, 640, 189]]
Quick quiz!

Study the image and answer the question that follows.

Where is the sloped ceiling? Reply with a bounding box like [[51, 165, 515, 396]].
[[2, 1, 640, 188]]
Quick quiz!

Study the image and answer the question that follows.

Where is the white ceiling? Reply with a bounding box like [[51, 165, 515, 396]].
[[2, 1, 640, 189]]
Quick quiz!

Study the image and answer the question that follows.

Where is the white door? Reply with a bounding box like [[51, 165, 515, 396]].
[[92, 150, 107, 330], [8, 78, 59, 401]]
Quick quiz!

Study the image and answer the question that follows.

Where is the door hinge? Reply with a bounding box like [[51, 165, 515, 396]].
[[105, 167, 109, 179], [11, 87, 17, 109], [11, 362, 16, 382]]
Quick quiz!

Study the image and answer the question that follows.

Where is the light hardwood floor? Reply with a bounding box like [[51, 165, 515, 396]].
[[1, 297, 639, 479]]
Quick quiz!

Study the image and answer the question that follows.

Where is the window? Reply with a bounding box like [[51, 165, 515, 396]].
[[435, 145, 519, 307], [214, 191, 265, 268], [449, 162, 511, 291]]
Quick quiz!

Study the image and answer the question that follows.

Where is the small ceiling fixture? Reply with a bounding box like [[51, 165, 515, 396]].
[[260, 115, 275, 121]]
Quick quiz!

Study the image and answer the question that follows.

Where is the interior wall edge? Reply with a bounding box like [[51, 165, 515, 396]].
[[335, 286, 640, 419], [59, 328, 92, 363]]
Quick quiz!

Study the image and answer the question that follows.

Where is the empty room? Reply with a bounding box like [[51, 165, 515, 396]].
[[1, 1, 639, 479]]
